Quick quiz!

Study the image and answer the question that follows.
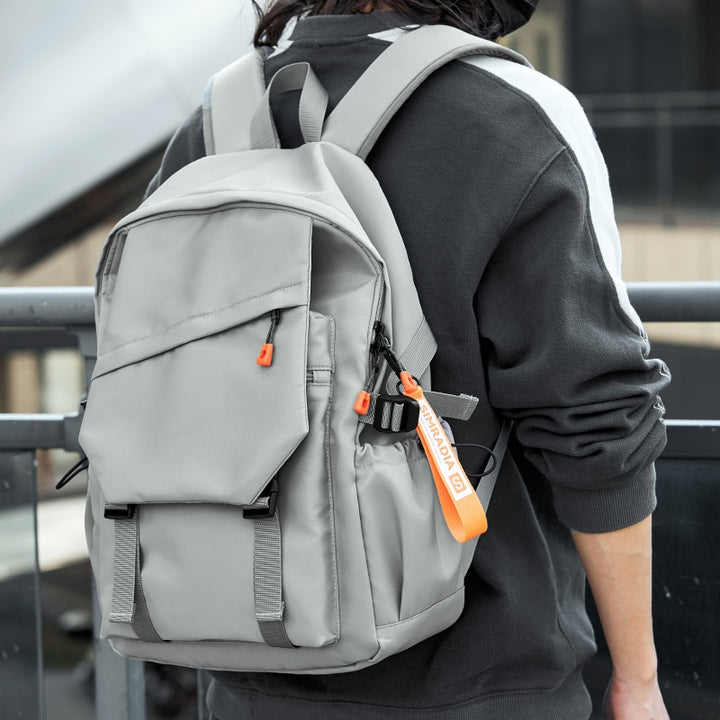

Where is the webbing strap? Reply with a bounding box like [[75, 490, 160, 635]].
[[423, 391, 478, 421], [359, 389, 478, 427], [252, 509, 294, 648], [477, 419, 513, 511], [359, 317, 479, 423], [109, 514, 136, 624], [206, 24, 529, 159], [322, 24, 530, 159], [108, 508, 161, 642], [250, 62, 329, 150], [385, 317, 437, 395]]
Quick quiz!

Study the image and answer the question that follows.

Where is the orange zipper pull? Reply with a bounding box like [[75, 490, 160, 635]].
[[257, 310, 281, 367], [354, 390, 372, 415]]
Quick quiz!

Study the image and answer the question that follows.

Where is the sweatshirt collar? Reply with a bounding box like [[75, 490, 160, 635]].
[[289, 11, 415, 41]]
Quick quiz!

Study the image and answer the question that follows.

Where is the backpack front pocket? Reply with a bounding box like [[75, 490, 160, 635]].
[[82, 207, 339, 648], [84, 206, 315, 507]]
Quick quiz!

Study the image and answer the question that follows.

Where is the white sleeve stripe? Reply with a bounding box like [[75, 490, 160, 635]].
[[275, 28, 643, 334], [460, 55, 644, 333], [373, 31, 642, 331]]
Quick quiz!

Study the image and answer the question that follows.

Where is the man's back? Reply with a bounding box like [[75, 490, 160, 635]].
[[147, 11, 669, 719]]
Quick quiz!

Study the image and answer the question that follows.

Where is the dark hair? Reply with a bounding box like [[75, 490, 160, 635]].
[[252, 0, 505, 47]]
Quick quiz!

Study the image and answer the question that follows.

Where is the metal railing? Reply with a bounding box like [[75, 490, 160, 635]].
[[1, 283, 719, 720]]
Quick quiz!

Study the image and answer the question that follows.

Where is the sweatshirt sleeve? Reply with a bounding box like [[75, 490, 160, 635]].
[[144, 106, 206, 198], [476, 144, 670, 534]]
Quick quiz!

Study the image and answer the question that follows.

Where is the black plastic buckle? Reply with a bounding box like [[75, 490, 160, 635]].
[[243, 478, 279, 519], [373, 394, 420, 434], [104, 504, 136, 520]]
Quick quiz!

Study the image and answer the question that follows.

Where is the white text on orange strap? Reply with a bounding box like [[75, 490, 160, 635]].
[[417, 398, 473, 501]]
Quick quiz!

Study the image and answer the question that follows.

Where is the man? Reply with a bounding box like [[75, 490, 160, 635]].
[[148, 1, 671, 717]]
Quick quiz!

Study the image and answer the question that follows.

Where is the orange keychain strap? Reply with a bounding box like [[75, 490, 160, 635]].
[[400, 371, 488, 543]]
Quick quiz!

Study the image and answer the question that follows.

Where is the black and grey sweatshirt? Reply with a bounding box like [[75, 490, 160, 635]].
[[147, 12, 670, 720]]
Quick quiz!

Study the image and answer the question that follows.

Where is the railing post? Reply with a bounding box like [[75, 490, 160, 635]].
[[197, 671, 211, 720], [0, 286, 144, 720], [0, 450, 45, 719]]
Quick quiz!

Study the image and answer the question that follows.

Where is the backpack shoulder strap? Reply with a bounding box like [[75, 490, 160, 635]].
[[204, 25, 529, 157], [322, 24, 530, 159], [203, 48, 266, 155]]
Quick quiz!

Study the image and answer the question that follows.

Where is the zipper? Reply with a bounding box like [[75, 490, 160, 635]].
[[256, 309, 281, 367], [106, 200, 387, 387], [355, 319, 404, 418]]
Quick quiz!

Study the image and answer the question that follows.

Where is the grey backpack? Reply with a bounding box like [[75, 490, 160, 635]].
[[78, 25, 524, 673]]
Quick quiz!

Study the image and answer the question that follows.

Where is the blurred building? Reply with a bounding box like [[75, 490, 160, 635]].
[[1, 0, 719, 425]]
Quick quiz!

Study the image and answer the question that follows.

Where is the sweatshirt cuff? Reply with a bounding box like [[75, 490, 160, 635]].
[[552, 462, 658, 533]]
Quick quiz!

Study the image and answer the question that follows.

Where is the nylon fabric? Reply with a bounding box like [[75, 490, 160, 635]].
[[250, 62, 329, 150], [108, 509, 161, 642], [476, 419, 512, 511], [108, 513, 136, 624], [384, 316, 436, 394], [253, 510, 294, 648], [423, 391, 478, 421], [322, 24, 530, 158], [205, 50, 266, 154], [359, 389, 478, 427], [80, 22, 527, 675]]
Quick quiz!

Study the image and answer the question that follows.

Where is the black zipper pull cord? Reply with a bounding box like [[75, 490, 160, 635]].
[[451, 443, 497, 478], [355, 323, 409, 416], [56, 455, 89, 490], [372, 322, 405, 379], [257, 310, 281, 367]]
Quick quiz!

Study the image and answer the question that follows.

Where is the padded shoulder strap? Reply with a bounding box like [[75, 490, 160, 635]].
[[204, 26, 529, 157], [203, 49, 266, 155], [322, 24, 531, 159]]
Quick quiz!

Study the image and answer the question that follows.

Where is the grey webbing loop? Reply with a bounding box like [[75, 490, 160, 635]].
[[374, 316, 478, 422], [384, 317, 437, 396], [132, 543, 162, 643], [251, 62, 329, 150], [108, 508, 162, 642], [109, 513, 136, 625], [359, 389, 478, 427], [322, 24, 530, 159], [476, 419, 513, 511], [423, 391, 478, 421], [252, 508, 294, 648], [132, 583, 162, 643]]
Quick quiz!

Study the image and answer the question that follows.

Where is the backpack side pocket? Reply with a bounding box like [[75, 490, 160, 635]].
[[355, 436, 476, 627]]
